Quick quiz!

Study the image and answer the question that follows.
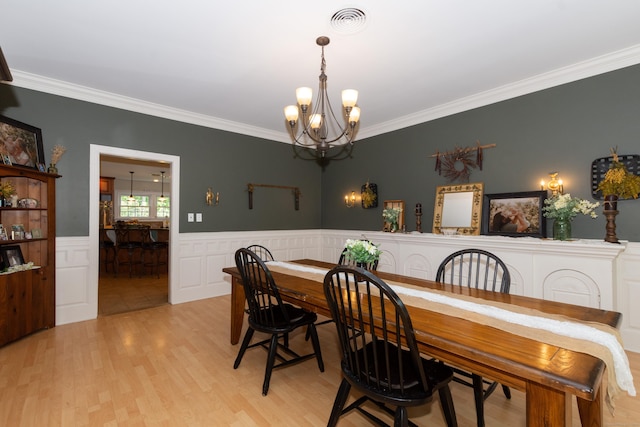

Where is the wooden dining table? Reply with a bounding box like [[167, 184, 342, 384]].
[[223, 259, 622, 427]]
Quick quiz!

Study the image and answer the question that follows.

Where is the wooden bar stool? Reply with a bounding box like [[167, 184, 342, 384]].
[[114, 224, 146, 277], [143, 229, 168, 278]]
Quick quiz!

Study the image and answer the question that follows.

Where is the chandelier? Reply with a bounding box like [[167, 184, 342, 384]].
[[284, 36, 361, 162]]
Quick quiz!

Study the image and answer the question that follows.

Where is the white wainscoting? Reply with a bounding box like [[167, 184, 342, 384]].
[[54, 230, 639, 351]]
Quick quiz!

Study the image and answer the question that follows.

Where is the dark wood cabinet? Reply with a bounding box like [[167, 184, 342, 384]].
[[100, 176, 114, 202], [0, 165, 58, 347]]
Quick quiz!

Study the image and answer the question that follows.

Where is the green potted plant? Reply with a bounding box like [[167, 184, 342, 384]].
[[597, 149, 640, 209]]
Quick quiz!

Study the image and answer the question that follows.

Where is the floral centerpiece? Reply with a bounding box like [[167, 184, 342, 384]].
[[382, 207, 402, 232], [343, 239, 381, 268], [596, 149, 640, 205], [542, 193, 599, 240]]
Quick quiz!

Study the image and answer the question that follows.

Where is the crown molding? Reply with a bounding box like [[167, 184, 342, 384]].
[[8, 44, 640, 144], [8, 71, 289, 143], [357, 44, 640, 140]]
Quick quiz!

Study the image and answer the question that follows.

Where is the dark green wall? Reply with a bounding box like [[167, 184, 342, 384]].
[[321, 64, 640, 241], [2, 63, 639, 241], [0, 86, 322, 236]]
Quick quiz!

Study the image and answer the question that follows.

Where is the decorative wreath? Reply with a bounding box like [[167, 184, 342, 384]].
[[435, 146, 479, 183]]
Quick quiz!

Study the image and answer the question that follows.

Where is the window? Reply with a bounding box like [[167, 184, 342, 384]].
[[118, 193, 169, 219], [157, 196, 170, 218], [120, 195, 150, 218]]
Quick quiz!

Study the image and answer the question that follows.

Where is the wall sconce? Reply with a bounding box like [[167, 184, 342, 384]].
[[206, 187, 220, 206], [344, 191, 356, 208], [540, 172, 564, 196]]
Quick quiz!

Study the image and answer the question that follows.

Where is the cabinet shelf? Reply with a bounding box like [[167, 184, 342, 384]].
[[0, 207, 47, 212], [0, 238, 47, 245], [0, 165, 58, 347]]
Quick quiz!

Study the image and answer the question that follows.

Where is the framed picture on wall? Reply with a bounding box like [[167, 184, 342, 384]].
[[482, 191, 547, 238], [0, 115, 45, 170]]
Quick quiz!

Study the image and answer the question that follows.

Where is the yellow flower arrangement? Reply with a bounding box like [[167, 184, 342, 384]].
[[597, 149, 640, 200], [0, 180, 16, 199]]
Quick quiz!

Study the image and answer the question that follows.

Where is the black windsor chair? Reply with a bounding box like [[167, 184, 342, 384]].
[[233, 248, 324, 395], [435, 248, 512, 427], [246, 244, 275, 262], [324, 265, 458, 427], [307, 242, 381, 341]]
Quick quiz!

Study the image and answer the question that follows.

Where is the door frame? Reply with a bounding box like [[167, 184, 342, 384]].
[[89, 144, 180, 316]]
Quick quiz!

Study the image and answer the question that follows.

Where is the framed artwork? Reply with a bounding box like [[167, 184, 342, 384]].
[[0, 245, 25, 269], [482, 190, 547, 238], [383, 200, 405, 232], [433, 182, 484, 235], [0, 115, 45, 170]]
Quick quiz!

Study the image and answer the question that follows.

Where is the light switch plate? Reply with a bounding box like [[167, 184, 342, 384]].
[[196, 213, 203, 222], [187, 213, 194, 222]]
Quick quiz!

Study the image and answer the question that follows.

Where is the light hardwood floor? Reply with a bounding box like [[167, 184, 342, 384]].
[[98, 272, 168, 316], [0, 296, 638, 426]]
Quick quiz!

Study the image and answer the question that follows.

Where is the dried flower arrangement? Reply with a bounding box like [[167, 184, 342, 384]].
[[50, 144, 67, 165]]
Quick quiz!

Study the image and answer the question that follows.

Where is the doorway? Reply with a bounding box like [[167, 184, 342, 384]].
[[98, 156, 171, 315], [89, 145, 180, 319]]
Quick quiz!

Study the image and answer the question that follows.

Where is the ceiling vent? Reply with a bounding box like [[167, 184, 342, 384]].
[[330, 8, 367, 34]]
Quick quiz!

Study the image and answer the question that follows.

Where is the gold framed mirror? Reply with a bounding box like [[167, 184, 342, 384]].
[[432, 182, 484, 235]]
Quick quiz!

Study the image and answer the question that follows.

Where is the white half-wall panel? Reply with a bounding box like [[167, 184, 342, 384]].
[[54, 231, 639, 351]]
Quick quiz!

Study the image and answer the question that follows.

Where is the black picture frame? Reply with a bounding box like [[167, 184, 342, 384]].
[[482, 191, 547, 238], [0, 245, 25, 269], [0, 115, 45, 170]]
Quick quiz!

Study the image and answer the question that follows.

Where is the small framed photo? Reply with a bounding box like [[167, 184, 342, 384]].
[[0, 245, 25, 269], [0, 115, 45, 170], [11, 224, 25, 240], [31, 228, 42, 238], [2, 154, 11, 165], [482, 191, 547, 238]]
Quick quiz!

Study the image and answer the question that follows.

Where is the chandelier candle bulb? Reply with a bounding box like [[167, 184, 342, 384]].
[[296, 87, 313, 107], [309, 114, 322, 129], [341, 89, 358, 108], [348, 107, 361, 124], [284, 105, 299, 122]]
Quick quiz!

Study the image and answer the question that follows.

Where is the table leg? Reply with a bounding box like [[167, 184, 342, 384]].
[[526, 382, 571, 426], [577, 384, 603, 427], [230, 277, 246, 345]]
